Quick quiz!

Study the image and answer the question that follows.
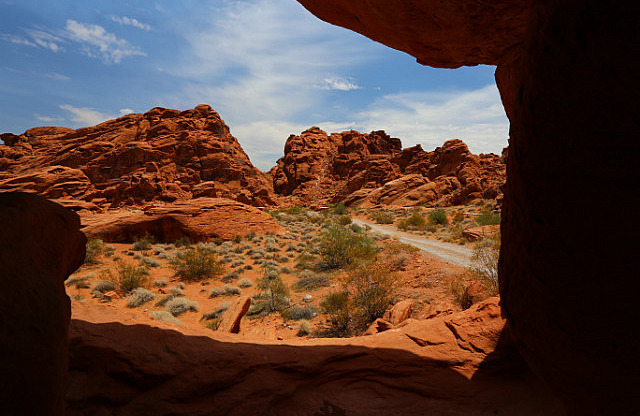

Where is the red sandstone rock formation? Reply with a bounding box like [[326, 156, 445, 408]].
[[271, 127, 504, 207], [66, 298, 563, 415], [81, 197, 283, 242], [217, 296, 251, 333], [0, 105, 276, 208], [0, 192, 86, 416]]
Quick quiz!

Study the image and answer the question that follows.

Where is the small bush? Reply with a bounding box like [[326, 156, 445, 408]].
[[115, 262, 150, 293], [370, 210, 394, 224], [318, 291, 352, 337], [140, 256, 160, 268], [471, 236, 500, 295], [398, 211, 427, 230], [343, 264, 397, 330], [202, 301, 233, 321], [297, 320, 311, 336], [126, 287, 155, 308], [170, 248, 224, 281], [66, 276, 90, 289], [349, 223, 362, 233], [166, 297, 199, 316], [318, 226, 377, 269], [92, 280, 115, 293], [238, 277, 253, 288], [428, 209, 448, 225], [151, 310, 181, 324], [153, 279, 168, 288], [391, 253, 410, 270], [336, 215, 352, 226], [333, 203, 348, 215], [279, 265, 293, 274], [155, 293, 181, 307], [209, 284, 242, 298], [281, 305, 318, 321], [255, 267, 290, 312], [174, 236, 192, 247], [449, 277, 474, 310], [132, 233, 154, 251], [292, 271, 332, 292], [475, 210, 501, 226], [85, 239, 105, 264]]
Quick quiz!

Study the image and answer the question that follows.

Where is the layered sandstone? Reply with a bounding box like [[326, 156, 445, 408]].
[[271, 127, 504, 207], [0, 105, 276, 208]]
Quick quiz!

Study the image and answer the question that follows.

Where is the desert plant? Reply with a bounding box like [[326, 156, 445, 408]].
[[151, 310, 181, 323], [237, 277, 253, 288], [318, 291, 352, 337], [318, 226, 377, 269], [209, 284, 242, 298], [475, 210, 501, 226], [292, 270, 332, 292], [92, 280, 116, 293], [66, 275, 90, 289], [370, 210, 394, 224], [281, 305, 318, 321], [155, 293, 181, 307], [428, 209, 448, 225], [170, 247, 224, 281], [448, 277, 474, 310], [153, 279, 169, 288], [132, 233, 154, 251], [397, 211, 427, 230], [297, 320, 311, 336], [166, 297, 199, 316], [342, 264, 397, 330], [279, 265, 293, 274], [174, 236, 192, 247], [85, 239, 105, 264], [115, 261, 150, 293], [255, 267, 290, 312], [336, 215, 352, 226], [391, 253, 410, 270], [471, 236, 500, 294], [140, 256, 160, 268], [333, 203, 348, 215], [126, 287, 155, 308]]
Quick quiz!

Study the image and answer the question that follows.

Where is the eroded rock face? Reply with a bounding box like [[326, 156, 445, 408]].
[[272, 127, 504, 207], [81, 197, 283, 242], [296, 0, 640, 413], [0, 105, 276, 208], [0, 192, 86, 415]]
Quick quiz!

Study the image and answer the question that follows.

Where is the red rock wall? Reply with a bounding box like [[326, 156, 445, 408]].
[[0, 192, 86, 415]]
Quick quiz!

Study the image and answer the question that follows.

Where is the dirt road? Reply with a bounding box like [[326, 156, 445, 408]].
[[353, 218, 474, 268]]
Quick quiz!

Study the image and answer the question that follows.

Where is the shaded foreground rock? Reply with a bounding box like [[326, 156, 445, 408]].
[[0, 192, 86, 416], [81, 197, 283, 242], [67, 298, 563, 415], [0, 105, 276, 208]]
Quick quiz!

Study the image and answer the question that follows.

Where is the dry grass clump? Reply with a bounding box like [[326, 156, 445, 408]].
[[126, 287, 155, 308], [238, 277, 253, 288], [292, 270, 332, 292], [209, 284, 242, 298], [92, 280, 115, 293], [151, 310, 181, 324], [297, 320, 311, 336], [471, 236, 500, 294], [85, 239, 105, 264], [66, 275, 90, 289], [166, 297, 199, 316]]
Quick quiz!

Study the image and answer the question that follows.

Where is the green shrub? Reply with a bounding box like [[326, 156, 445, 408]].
[[166, 297, 199, 316], [170, 247, 224, 281], [343, 264, 397, 329], [292, 271, 332, 292], [151, 310, 181, 323], [398, 211, 427, 230], [428, 209, 448, 225], [370, 210, 394, 224], [333, 203, 348, 215], [471, 236, 500, 295], [281, 305, 318, 321], [66, 275, 90, 289], [475, 210, 501, 226], [85, 239, 105, 264], [318, 291, 352, 337], [318, 226, 377, 269], [126, 287, 155, 308], [336, 215, 352, 225], [254, 267, 290, 313], [174, 236, 192, 247], [202, 301, 232, 321], [115, 261, 150, 293], [153, 279, 168, 288]]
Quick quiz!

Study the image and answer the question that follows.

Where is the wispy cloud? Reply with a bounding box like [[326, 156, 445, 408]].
[[1, 30, 64, 52], [317, 77, 361, 91], [64, 20, 146, 63], [43, 72, 70, 81], [0, 33, 37, 47], [35, 114, 65, 123], [59, 105, 134, 127], [111, 16, 152, 31]]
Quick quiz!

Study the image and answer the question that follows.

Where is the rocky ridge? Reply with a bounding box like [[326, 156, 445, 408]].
[[0, 105, 276, 208], [271, 127, 505, 207]]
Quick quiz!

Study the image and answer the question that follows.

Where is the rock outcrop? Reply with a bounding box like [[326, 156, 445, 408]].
[[67, 298, 563, 415], [271, 127, 504, 207], [296, 0, 640, 414], [0, 192, 86, 415], [0, 105, 276, 208], [81, 197, 283, 242]]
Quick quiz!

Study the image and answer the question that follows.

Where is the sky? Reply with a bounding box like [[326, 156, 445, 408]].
[[0, 0, 509, 170]]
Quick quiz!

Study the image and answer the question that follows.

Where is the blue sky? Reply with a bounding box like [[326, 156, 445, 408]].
[[0, 0, 508, 170]]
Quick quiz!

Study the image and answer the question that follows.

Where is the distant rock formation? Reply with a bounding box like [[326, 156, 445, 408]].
[[271, 127, 505, 207], [0, 105, 276, 208]]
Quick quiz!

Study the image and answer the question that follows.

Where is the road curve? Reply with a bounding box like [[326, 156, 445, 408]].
[[353, 218, 474, 268]]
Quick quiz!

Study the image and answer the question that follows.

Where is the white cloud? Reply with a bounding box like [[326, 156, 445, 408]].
[[58, 105, 135, 127], [0, 33, 37, 47], [35, 114, 65, 123], [111, 16, 152, 31], [353, 84, 509, 155], [24, 28, 64, 52], [43, 72, 70, 81], [64, 20, 146, 63], [118, 108, 134, 116], [317, 77, 362, 91]]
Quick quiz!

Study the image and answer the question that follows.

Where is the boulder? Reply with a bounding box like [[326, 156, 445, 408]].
[[383, 299, 414, 325], [217, 296, 251, 333]]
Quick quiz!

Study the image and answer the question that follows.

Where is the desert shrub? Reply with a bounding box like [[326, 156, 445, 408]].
[[370, 210, 394, 224], [333, 203, 348, 215], [133, 253, 142, 260], [292, 271, 332, 292], [202, 300, 233, 321], [132, 233, 154, 251], [448, 277, 474, 310], [115, 261, 150, 293], [281, 305, 318, 321], [173, 236, 192, 247], [238, 277, 253, 288], [428, 209, 448, 225], [151, 311, 181, 324], [222, 271, 239, 283], [471, 236, 500, 294], [275, 255, 289, 263], [297, 320, 311, 336], [140, 256, 160, 268], [397, 211, 427, 230], [92, 280, 116, 293], [126, 287, 155, 308], [279, 265, 293, 274], [343, 264, 397, 329], [85, 239, 105, 264], [318, 226, 377, 269], [153, 279, 168, 288], [265, 243, 279, 253], [391, 253, 410, 270], [336, 215, 352, 226], [245, 231, 257, 240], [209, 284, 242, 298], [475, 210, 501, 226], [66, 275, 90, 289], [349, 223, 362, 233], [233, 235, 243, 244], [453, 210, 466, 223], [155, 293, 181, 307], [170, 247, 224, 281], [253, 267, 290, 313], [317, 291, 352, 337], [166, 297, 199, 316], [231, 260, 245, 268], [295, 252, 318, 270]]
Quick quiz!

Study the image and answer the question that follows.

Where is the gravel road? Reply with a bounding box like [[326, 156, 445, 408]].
[[353, 218, 474, 268]]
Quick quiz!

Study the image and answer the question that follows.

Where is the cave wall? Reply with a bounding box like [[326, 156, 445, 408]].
[[297, 0, 640, 414]]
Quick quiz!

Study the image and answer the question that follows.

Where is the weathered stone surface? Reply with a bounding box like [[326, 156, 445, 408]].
[[383, 299, 414, 325], [0, 192, 86, 416], [0, 105, 276, 208], [81, 197, 283, 242], [217, 296, 251, 333]]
